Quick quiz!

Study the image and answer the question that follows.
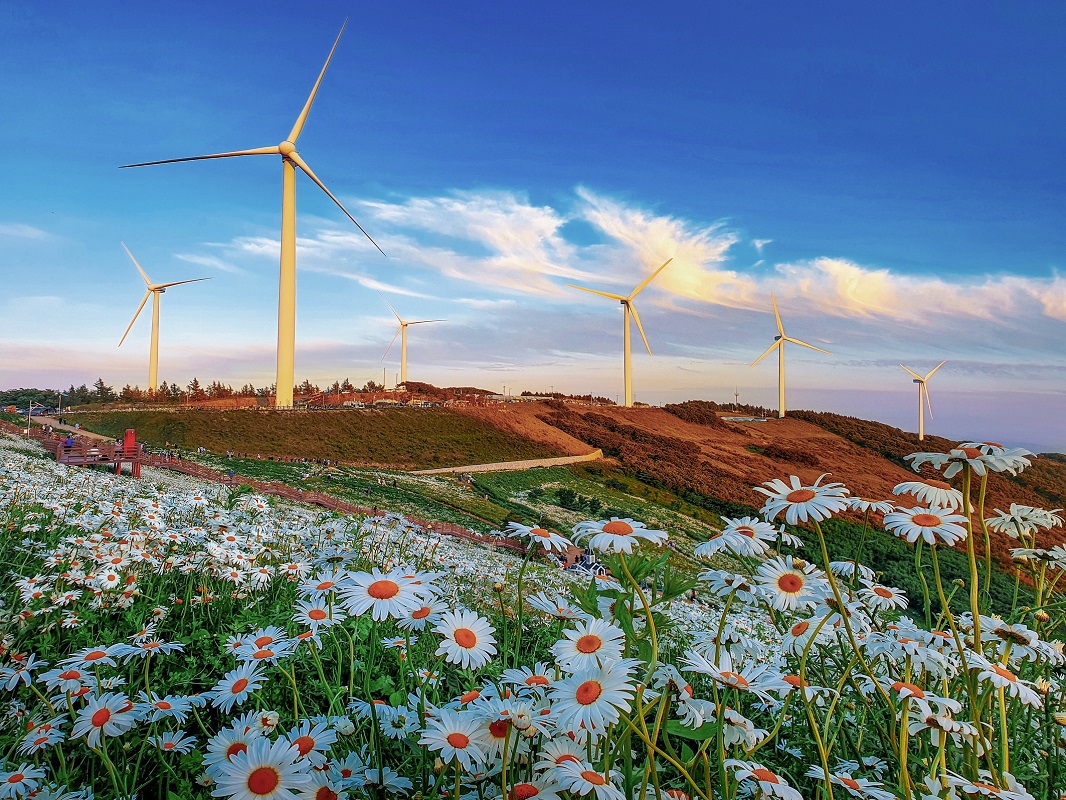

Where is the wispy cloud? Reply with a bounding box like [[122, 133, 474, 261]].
[[0, 223, 52, 241], [174, 253, 246, 275]]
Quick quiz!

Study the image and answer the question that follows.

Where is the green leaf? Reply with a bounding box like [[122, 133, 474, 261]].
[[665, 719, 718, 741]]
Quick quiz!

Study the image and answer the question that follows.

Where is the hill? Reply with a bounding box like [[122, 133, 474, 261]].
[[75, 408, 564, 470]]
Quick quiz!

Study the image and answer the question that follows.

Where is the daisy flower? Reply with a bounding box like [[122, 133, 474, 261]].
[[754, 556, 827, 612], [418, 709, 490, 771], [396, 598, 449, 632], [969, 656, 1043, 707], [60, 643, 128, 670], [138, 692, 194, 724], [552, 618, 626, 671], [573, 518, 668, 554], [71, 692, 141, 749], [805, 766, 896, 800], [858, 582, 909, 612], [502, 662, 555, 692], [986, 504, 1063, 537], [694, 516, 777, 558], [553, 760, 625, 800], [360, 767, 413, 794], [549, 660, 640, 732], [0, 763, 47, 798], [338, 568, 421, 621], [883, 506, 968, 547], [506, 522, 575, 553], [209, 735, 310, 799], [503, 778, 562, 800], [755, 474, 849, 525], [724, 759, 803, 800], [149, 731, 198, 754], [204, 726, 263, 779], [527, 592, 589, 621], [292, 598, 343, 630], [434, 609, 497, 670], [210, 663, 266, 714], [845, 496, 896, 514], [946, 770, 1035, 800], [893, 479, 963, 510], [283, 719, 337, 767], [18, 726, 65, 755]]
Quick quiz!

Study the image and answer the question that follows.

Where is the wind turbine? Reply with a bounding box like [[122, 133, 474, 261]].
[[117, 243, 210, 393], [900, 361, 946, 441], [120, 20, 384, 409], [380, 295, 444, 387], [749, 293, 830, 418], [568, 258, 672, 408]]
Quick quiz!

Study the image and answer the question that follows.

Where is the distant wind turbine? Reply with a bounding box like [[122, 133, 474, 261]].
[[380, 295, 444, 387], [568, 258, 672, 408], [120, 19, 384, 409], [750, 293, 830, 418], [117, 243, 210, 393], [900, 361, 946, 441]]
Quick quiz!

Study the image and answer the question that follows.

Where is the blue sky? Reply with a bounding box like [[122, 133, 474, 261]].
[[2, 2, 1064, 451]]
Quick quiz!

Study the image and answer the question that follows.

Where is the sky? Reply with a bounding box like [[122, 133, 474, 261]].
[[1, 2, 1065, 453]]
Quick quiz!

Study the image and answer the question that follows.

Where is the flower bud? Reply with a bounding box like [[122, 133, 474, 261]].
[[1034, 610, 1050, 623]]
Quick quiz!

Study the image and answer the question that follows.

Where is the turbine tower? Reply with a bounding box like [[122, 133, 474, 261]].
[[380, 296, 444, 387], [900, 361, 946, 441], [117, 243, 210, 393], [568, 258, 672, 408], [120, 20, 384, 409], [750, 293, 830, 418]]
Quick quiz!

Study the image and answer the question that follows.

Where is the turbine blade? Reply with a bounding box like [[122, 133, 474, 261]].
[[750, 340, 781, 368], [783, 336, 831, 355], [924, 360, 947, 381], [153, 277, 212, 290], [379, 292, 403, 324], [628, 258, 673, 299], [771, 292, 785, 336], [120, 146, 281, 169], [407, 319, 446, 325], [121, 242, 152, 287], [382, 326, 401, 360], [290, 152, 386, 256], [118, 291, 152, 347], [923, 382, 934, 419], [899, 363, 923, 380], [288, 18, 348, 143], [629, 303, 653, 355], [567, 284, 626, 302]]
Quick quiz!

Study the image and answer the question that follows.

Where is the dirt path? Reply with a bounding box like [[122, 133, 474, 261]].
[[410, 448, 604, 475], [27, 416, 114, 441]]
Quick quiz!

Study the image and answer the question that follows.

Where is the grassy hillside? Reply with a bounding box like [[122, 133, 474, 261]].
[[76, 409, 562, 470]]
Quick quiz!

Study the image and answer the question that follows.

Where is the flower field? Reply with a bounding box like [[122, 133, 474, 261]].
[[0, 432, 1064, 799]]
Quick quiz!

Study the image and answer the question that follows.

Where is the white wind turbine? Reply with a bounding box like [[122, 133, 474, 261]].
[[120, 20, 384, 409], [117, 243, 211, 393], [568, 258, 672, 408], [750, 292, 830, 418], [380, 296, 444, 387], [900, 361, 946, 441]]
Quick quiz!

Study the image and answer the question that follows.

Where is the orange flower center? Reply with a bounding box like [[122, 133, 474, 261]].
[[786, 489, 816, 503], [308, 609, 327, 621], [911, 513, 942, 527], [453, 628, 478, 649], [736, 526, 756, 538], [511, 784, 539, 800], [891, 681, 925, 699], [489, 719, 510, 738], [446, 732, 470, 748], [254, 635, 274, 648], [293, 735, 315, 756], [526, 675, 550, 686], [992, 664, 1018, 682], [156, 701, 173, 710], [751, 768, 780, 784], [581, 770, 607, 785], [412, 606, 432, 619], [576, 680, 602, 705], [91, 708, 111, 727], [314, 787, 338, 800], [316, 581, 335, 591], [531, 528, 551, 538], [927, 480, 952, 489], [7, 774, 23, 783], [231, 678, 250, 694], [602, 521, 634, 535], [460, 690, 480, 703], [958, 447, 982, 458], [83, 650, 107, 662], [720, 671, 750, 689], [247, 765, 281, 794], [59, 669, 81, 680], [252, 649, 274, 660], [790, 621, 810, 636], [776, 573, 804, 593], [368, 580, 400, 600], [840, 778, 861, 790], [873, 587, 894, 598], [576, 634, 603, 654]]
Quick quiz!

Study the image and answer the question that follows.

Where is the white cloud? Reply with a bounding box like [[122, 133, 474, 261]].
[[0, 223, 51, 241], [174, 252, 246, 275]]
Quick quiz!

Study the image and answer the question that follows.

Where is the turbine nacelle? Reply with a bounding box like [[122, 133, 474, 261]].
[[278, 140, 297, 157]]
